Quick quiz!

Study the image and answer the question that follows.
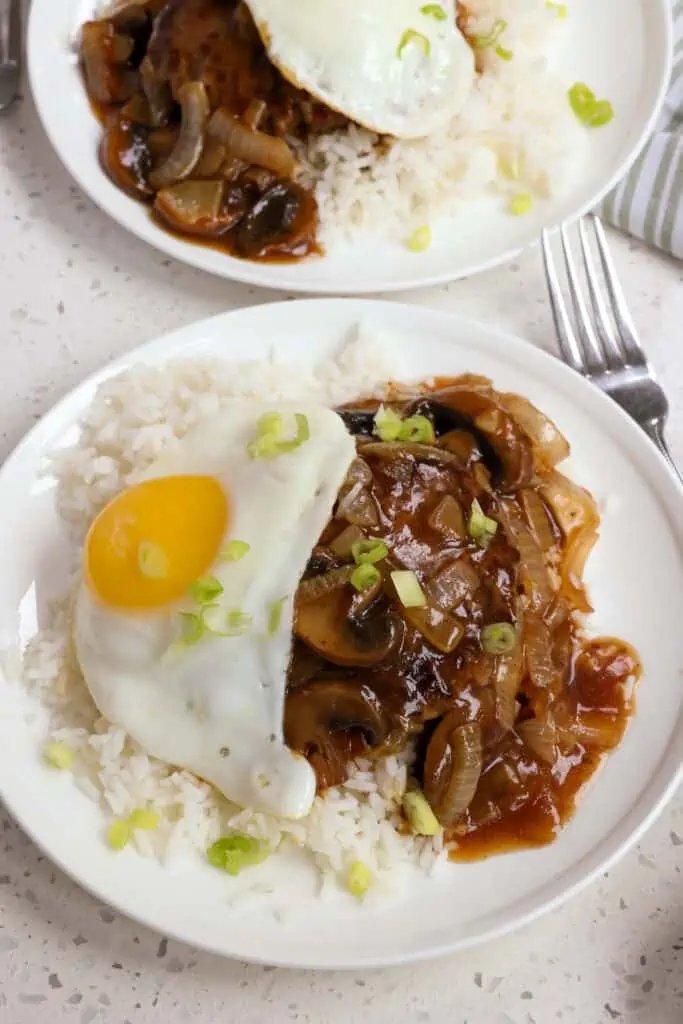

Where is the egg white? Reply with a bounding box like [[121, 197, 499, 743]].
[[244, 0, 475, 138], [73, 402, 356, 819]]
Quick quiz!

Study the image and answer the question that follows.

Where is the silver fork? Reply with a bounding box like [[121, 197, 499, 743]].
[[541, 214, 681, 483], [0, 0, 21, 113]]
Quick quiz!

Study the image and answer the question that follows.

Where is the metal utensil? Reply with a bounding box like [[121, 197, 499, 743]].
[[0, 0, 21, 113], [541, 214, 681, 482]]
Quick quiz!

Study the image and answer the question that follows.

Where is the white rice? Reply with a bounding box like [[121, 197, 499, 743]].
[[297, 0, 586, 243], [21, 328, 451, 892]]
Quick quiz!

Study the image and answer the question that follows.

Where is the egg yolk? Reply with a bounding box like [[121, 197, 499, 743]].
[[85, 475, 228, 610]]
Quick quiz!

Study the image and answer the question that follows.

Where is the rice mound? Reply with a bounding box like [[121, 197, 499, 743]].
[[297, 0, 585, 243], [21, 328, 448, 890]]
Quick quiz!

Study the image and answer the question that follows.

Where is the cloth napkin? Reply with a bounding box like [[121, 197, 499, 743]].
[[599, 0, 683, 258]]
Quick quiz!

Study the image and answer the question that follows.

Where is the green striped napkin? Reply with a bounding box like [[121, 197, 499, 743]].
[[600, 0, 683, 258]]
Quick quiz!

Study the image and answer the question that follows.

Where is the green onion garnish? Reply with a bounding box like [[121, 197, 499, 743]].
[[347, 860, 372, 898], [480, 622, 517, 654], [108, 819, 131, 851], [497, 153, 521, 181], [495, 44, 513, 60], [268, 596, 287, 635], [406, 224, 432, 252], [44, 741, 73, 770], [398, 415, 435, 444], [247, 411, 310, 459], [137, 541, 169, 580], [403, 790, 441, 836], [468, 499, 498, 548], [177, 610, 207, 646], [222, 540, 250, 562], [545, 1, 567, 17], [207, 833, 271, 876], [472, 18, 507, 49], [225, 608, 252, 635], [397, 29, 431, 59], [351, 538, 388, 566], [390, 569, 427, 608], [568, 82, 614, 127], [510, 193, 533, 216], [189, 575, 224, 605], [129, 808, 160, 831], [374, 405, 403, 441], [351, 563, 381, 592], [420, 3, 447, 20]]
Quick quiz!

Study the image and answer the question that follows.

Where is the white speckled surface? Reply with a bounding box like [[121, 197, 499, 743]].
[[1, 66, 683, 1024]]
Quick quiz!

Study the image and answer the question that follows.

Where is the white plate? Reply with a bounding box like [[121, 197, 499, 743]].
[[1, 299, 682, 969], [28, 0, 672, 294]]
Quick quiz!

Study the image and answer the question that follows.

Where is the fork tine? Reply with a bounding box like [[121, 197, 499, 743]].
[[540, 230, 584, 373], [8, 0, 21, 67], [559, 224, 607, 373], [591, 215, 646, 368], [577, 218, 624, 371]]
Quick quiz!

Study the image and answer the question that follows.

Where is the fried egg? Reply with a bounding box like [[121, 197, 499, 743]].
[[73, 402, 356, 819], [243, 0, 475, 138]]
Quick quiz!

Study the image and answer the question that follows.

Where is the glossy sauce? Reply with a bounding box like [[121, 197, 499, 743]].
[[287, 380, 641, 860]]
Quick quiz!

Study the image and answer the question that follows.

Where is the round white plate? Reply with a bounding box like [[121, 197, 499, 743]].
[[1, 299, 682, 969], [28, 0, 671, 294]]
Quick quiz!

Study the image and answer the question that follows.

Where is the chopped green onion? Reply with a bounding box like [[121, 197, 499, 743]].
[[108, 819, 131, 851], [268, 596, 287, 636], [403, 790, 441, 836], [222, 540, 250, 562], [545, 1, 567, 17], [472, 18, 507, 49], [347, 860, 372, 899], [497, 153, 521, 181], [207, 833, 271, 876], [189, 575, 224, 605], [390, 569, 427, 608], [44, 741, 73, 770], [468, 499, 498, 548], [397, 415, 435, 444], [374, 405, 403, 441], [224, 608, 253, 635], [248, 411, 310, 459], [351, 538, 388, 566], [129, 808, 160, 831], [480, 622, 517, 654], [495, 44, 513, 60], [510, 193, 533, 216], [406, 224, 431, 252], [568, 82, 614, 128], [351, 563, 381, 592], [397, 29, 431, 59], [177, 610, 207, 647], [420, 3, 446, 19], [137, 541, 169, 580]]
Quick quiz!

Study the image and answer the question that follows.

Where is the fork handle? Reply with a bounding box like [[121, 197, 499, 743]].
[[643, 421, 683, 485]]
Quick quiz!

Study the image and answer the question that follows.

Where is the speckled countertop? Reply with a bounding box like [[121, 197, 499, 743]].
[[1, 66, 683, 1024]]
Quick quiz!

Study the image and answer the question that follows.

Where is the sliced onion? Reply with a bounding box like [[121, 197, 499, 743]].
[[336, 483, 378, 527], [525, 614, 559, 692], [149, 81, 209, 190], [428, 494, 466, 539], [81, 22, 119, 104], [194, 139, 227, 177], [500, 393, 570, 470], [517, 718, 557, 764], [359, 441, 460, 467], [329, 524, 365, 558], [498, 500, 553, 614], [493, 633, 524, 730], [539, 471, 600, 614], [427, 558, 479, 611], [343, 457, 372, 488], [558, 711, 624, 749], [154, 181, 235, 237], [520, 489, 556, 553], [400, 602, 464, 653], [424, 718, 482, 827], [140, 56, 172, 128], [207, 109, 296, 177], [243, 99, 267, 130]]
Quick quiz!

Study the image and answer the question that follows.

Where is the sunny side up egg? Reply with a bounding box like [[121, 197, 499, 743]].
[[73, 402, 357, 819], [244, 0, 476, 138]]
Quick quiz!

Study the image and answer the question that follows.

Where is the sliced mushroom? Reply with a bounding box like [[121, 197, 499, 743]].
[[207, 108, 296, 177], [408, 386, 534, 490], [295, 582, 399, 668], [337, 408, 377, 437], [233, 182, 317, 260], [148, 80, 209, 190], [81, 21, 137, 105], [423, 717, 482, 826], [284, 679, 397, 788], [100, 118, 152, 199], [359, 440, 461, 467]]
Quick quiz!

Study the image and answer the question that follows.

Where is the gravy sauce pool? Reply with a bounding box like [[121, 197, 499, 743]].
[[286, 380, 641, 861]]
